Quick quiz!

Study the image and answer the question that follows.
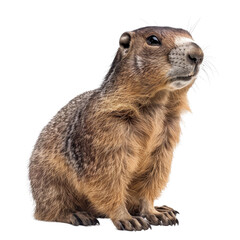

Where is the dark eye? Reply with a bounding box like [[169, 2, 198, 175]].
[[146, 35, 161, 46]]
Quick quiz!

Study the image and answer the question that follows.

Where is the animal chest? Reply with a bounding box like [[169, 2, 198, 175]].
[[128, 105, 181, 175], [128, 107, 166, 164]]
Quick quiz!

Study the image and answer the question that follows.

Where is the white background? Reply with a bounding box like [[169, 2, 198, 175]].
[[0, 0, 240, 239]]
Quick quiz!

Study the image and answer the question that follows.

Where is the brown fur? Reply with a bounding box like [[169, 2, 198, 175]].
[[29, 26, 203, 230]]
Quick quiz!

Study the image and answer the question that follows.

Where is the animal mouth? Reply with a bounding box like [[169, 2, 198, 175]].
[[171, 68, 200, 82], [172, 74, 195, 81], [171, 66, 200, 82]]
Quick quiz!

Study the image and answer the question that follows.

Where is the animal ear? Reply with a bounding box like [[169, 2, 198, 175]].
[[119, 32, 133, 55]]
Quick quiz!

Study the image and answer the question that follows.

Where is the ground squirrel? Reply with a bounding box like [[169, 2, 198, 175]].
[[29, 26, 204, 231]]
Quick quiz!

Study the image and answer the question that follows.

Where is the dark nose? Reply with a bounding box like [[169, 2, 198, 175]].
[[187, 43, 204, 65]]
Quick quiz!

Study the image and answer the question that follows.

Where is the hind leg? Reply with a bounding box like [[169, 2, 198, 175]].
[[31, 169, 99, 226], [30, 154, 100, 227], [36, 205, 99, 226], [34, 183, 100, 227]]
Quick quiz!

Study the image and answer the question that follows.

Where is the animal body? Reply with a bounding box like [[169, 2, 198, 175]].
[[29, 26, 203, 231]]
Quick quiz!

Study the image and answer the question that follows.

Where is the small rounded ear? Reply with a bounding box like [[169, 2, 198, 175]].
[[119, 32, 133, 54]]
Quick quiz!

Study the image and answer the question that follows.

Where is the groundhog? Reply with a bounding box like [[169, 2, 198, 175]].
[[29, 26, 204, 231]]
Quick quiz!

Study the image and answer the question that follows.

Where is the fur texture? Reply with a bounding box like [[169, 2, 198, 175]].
[[29, 26, 203, 231]]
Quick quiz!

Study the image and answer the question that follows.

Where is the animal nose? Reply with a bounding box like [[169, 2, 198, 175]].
[[187, 43, 204, 65]]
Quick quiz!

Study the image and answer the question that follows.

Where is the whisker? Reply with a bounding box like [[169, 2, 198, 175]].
[[140, 18, 151, 27], [201, 66, 211, 83], [188, 18, 201, 34]]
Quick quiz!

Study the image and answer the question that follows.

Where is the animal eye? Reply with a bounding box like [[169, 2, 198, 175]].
[[146, 35, 161, 46]]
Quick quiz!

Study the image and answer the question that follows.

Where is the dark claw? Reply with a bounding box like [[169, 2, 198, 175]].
[[168, 219, 173, 226], [176, 219, 179, 225], [73, 214, 84, 225], [147, 222, 152, 230], [91, 218, 99, 225], [169, 211, 176, 218], [119, 221, 125, 230], [144, 222, 150, 230], [136, 217, 151, 230], [95, 219, 100, 225], [120, 220, 134, 231], [129, 219, 138, 230], [156, 214, 164, 222]]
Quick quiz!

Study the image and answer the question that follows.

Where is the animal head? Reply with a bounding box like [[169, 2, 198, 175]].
[[114, 26, 203, 94]]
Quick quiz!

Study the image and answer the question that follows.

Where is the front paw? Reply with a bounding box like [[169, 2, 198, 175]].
[[145, 205, 179, 226], [155, 205, 179, 216], [113, 216, 151, 231], [144, 212, 178, 226]]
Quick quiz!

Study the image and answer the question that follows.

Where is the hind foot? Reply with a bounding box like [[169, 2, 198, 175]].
[[68, 212, 100, 226], [147, 205, 179, 226]]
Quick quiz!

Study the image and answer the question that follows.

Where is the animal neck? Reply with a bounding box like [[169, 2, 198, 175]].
[[100, 54, 191, 117], [100, 76, 190, 118]]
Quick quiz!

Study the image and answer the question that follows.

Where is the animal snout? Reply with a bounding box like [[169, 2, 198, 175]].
[[168, 42, 204, 70]]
